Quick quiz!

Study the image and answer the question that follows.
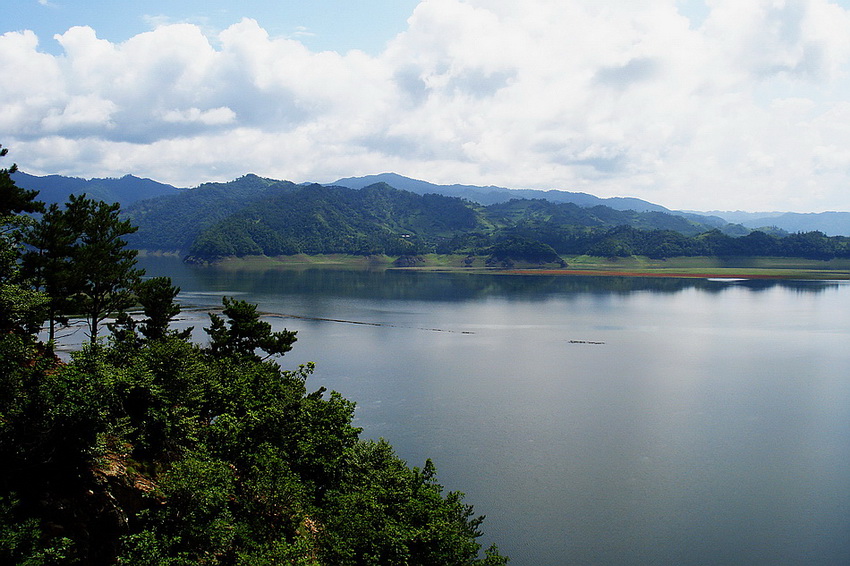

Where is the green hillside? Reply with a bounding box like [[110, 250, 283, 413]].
[[115, 175, 850, 263], [187, 183, 491, 259], [124, 174, 300, 251], [123, 177, 727, 261]]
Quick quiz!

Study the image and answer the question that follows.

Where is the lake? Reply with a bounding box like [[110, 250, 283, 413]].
[[138, 257, 850, 566]]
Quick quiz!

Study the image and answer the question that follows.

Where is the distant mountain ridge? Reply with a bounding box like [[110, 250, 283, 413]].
[[11, 171, 182, 207], [12, 170, 850, 237], [333, 173, 740, 231], [113, 176, 736, 260], [332, 172, 671, 212], [703, 210, 850, 237]]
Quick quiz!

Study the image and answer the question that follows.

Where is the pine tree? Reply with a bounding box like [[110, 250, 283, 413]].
[[23, 203, 78, 342], [64, 194, 144, 342]]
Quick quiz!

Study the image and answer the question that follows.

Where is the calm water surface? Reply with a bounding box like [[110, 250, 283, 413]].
[[140, 257, 850, 566]]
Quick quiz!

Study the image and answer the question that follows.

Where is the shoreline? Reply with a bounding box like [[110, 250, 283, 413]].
[[185, 253, 850, 280]]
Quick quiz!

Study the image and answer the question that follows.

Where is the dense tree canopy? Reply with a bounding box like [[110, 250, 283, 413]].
[[0, 145, 48, 338]]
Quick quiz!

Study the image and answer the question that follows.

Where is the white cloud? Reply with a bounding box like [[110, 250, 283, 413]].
[[41, 95, 117, 131], [159, 106, 236, 125], [290, 26, 316, 39], [4, 1, 850, 211]]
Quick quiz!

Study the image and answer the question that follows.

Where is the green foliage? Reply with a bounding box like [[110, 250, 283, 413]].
[[21, 190, 146, 343], [0, 280, 48, 338], [319, 440, 491, 565], [186, 183, 482, 259], [0, 144, 44, 218], [64, 195, 145, 341], [136, 276, 191, 341], [0, 495, 73, 565], [123, 174, 300, 252], [1, 290, 505, 565], [206, 297, 297, 360], [486, 236, 566, 267], [23, 203, 78, 341], [20, 167, 850, 263], [120, 175, 850, 263], [124, 176, 850, 265], [0, 144, 49, 371]]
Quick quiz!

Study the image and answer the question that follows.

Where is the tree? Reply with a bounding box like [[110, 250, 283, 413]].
[[206, 296, 297, 360], [64, 194, 144, 342], [107, 277, 191, 360], [0, 144, 47, 338], [136, 276, 192, 341], [0, 144, 43, 219], [23, 203, 78, 342], [2, 292, 507, 565], [319, 440, 508, 565]]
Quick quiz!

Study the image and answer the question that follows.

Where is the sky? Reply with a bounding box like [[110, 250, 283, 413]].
[[5, 0, 850, 212]]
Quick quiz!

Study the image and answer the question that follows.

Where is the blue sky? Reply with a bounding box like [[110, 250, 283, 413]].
[[5, 0, 850, 212], [7, 0, 421, 55]]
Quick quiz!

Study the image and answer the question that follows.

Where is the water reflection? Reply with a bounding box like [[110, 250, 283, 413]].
[[138, 256, 844, 302]]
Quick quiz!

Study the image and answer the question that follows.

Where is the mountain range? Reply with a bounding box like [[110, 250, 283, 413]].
[[12, 170, 850, 238], [699, 210, 850, 236], [11, 171, 181, 207], [106, 176, 725, 259], [332, 172, 671, 212]]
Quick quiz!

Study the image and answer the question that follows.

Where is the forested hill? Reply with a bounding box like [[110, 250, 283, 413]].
[[186, 182, 489, 258], [27, 171, 849, 262], [125, 174, 301, 252], [121, 177, 729, 260], [16, 170, 850, 237], [741, 211, 850, 237]]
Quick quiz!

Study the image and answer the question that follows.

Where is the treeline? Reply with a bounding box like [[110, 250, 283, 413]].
[[508, 225, 850, 260], [121, 178, 850, 262], [187, 184, 483, 259], [183, 189, 724, 260], [192, 219, 850, 263], [0, 146, 507, 565], [120, 179, 726, 260]]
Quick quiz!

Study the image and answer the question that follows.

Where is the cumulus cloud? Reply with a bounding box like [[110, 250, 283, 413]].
[[4, 0, 850, 211], [159, 107, 236, 125]]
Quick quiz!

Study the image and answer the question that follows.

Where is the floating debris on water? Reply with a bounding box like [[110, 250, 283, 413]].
[[265, 312, 475, 334]]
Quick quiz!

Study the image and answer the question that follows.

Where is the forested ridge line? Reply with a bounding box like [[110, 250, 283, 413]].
[[116, 176, 850, 263], [15, 170, 850, 263]]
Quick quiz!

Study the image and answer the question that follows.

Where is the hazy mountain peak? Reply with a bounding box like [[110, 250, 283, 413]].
[[331, 172, 669, 213], [11, 170, 181, 207]]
